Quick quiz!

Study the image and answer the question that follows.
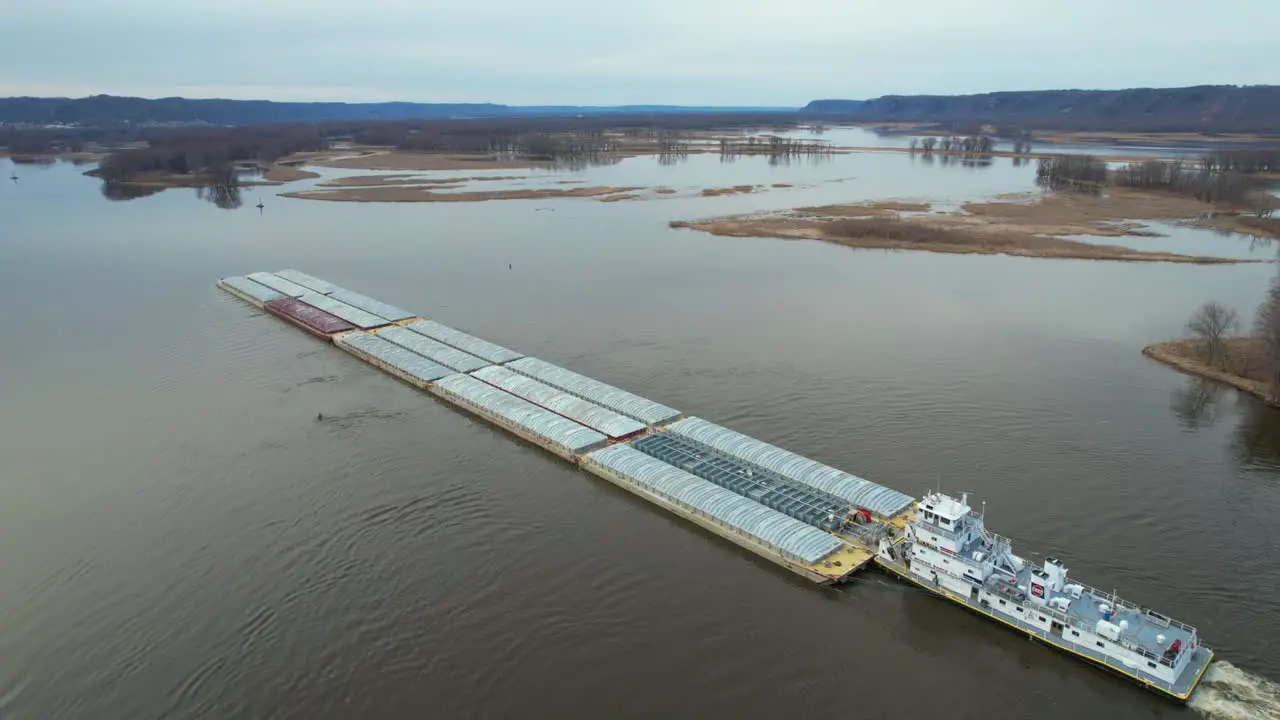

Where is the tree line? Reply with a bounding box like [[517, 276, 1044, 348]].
[[909, 135, 996, 156], [717, 135, 832, 157], [95, 124, 329, 181], [1035, 153, 1279, 215]]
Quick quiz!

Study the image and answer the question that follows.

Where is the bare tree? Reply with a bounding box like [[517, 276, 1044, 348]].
[[1251, 192, 1279, 219], [1187, 301, 1238, 368], [1256, 276, 1280, 400]]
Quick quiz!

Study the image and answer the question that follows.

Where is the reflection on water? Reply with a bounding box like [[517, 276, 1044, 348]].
[[100, 181, 165, 202], [1170, 378, 1225, 429], [719, 151, 835, 168], [9, 155, 56, 166], [549, 153, 625, 171], [1172, 374, 1280, 472], [1232, 395, 1280, 472], [196, 180, 242, 210]]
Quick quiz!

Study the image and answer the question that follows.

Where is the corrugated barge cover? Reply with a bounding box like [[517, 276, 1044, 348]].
[[298, 292, 389, 329], [219, 276, 284, 305], [433, 374, 607, 453], [379, 326, 490, 373], [405, 320, 523, 365], [247, 271, 311, 298], [336, 332, 453, 382], [472, 365, 646, 438], [265, 297, 356, 334], [667, 417, 914, 518], [586, 444, 843, 564], [329, 288, 416, 322], [273, 269, 339, 295], [505, 357, 680, 426]]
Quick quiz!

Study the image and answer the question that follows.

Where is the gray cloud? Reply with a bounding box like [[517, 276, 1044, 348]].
[[2, 0, 1275, 103]]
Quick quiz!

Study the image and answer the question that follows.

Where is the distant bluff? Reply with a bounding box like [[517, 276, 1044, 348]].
[[802, 85, 1280, 134]]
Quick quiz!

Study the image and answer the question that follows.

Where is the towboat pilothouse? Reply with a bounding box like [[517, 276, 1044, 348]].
[[875, 491, 1214, 701]]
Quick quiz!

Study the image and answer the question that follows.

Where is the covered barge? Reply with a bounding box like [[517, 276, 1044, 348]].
[[215, 270, 1216, 700]]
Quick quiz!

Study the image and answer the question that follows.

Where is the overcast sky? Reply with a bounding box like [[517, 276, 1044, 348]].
[[3, 0, 1276, 105]]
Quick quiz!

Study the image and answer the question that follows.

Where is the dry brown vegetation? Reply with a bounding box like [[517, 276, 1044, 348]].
[[258, 163, 320, 182], [1144, 339, 1272, 404], [701, 185, 757, 196], [670, 192, 1265, 263], [1196, 215, 1280, 239], [793, 201, 931, 218], [282, 185, 641, 203], [316, 173, 526, 188], [316, 151, 552, 172]]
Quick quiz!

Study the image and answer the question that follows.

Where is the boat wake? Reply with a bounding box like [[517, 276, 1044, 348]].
[[1188, 661, 1280, 720]]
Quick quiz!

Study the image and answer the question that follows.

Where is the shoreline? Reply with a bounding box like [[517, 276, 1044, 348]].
[[1142, 340, 1278, 406]]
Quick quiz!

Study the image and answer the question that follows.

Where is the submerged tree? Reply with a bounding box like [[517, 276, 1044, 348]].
[[1035, 154, 1107, 192]]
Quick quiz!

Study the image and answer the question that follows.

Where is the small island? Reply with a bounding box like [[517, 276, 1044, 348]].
[[1146, 296, 1280, 406]]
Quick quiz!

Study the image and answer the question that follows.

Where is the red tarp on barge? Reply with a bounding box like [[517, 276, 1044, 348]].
[[264, 297, 356, 337]]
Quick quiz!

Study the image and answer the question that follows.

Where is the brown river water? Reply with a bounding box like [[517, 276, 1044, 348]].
[[2, 134, 1279, 719]]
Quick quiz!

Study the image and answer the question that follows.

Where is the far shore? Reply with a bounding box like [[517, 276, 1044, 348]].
[[1143, 339, 1278, 406]]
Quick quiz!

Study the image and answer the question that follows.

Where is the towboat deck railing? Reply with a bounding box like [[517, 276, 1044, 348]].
[[1069, 581, 1199, 636]]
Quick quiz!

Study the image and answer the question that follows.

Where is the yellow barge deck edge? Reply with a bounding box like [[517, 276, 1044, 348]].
[[580, 461, 873, 585], [874, 555, 1214, 701]]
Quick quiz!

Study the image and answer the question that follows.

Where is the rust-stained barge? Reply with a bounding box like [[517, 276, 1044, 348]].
[[216, 270, 911, 584]]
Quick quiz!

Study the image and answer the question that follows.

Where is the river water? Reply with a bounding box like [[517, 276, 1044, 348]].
[[3, 134, 1279, 719]]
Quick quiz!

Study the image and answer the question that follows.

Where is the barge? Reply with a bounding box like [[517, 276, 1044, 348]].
[[215, 269, 1215, 700]]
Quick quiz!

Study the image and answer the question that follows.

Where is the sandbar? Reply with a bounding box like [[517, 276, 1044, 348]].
[[281, 185, 642, 203], [670, 191, 1263, 264]]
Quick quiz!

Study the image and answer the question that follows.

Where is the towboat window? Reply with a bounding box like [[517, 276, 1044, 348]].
[[1096, 642, 1105, 649], [1038, 616, 1046, 622], [998, 599, 1006, 606], [1147, 662, 1156, 669], [1070, 630, 1080, 638]]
